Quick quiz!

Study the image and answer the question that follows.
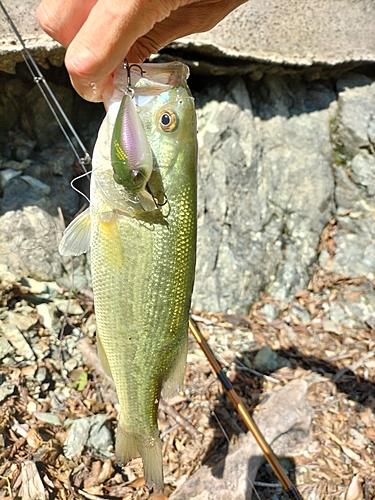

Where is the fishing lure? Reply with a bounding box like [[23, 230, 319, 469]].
[[111, 62, 153, 193]]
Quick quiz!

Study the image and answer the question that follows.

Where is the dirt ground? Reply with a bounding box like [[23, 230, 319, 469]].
[[1, 262, 375, 499]]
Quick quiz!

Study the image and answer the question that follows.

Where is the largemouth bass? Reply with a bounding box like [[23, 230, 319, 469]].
[[59, 61, 197, 490]]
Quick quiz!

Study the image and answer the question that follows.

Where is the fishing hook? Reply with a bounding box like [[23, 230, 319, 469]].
[[123, 59, 145, 97]]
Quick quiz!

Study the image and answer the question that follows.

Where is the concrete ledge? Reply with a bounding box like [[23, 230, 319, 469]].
[[1, 0, 374, 74]]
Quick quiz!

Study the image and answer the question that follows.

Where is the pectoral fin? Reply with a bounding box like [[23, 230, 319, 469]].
[[59, 208, 91, 256]]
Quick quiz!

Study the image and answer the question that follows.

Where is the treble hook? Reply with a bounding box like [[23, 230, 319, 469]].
[[123, 59, 145, 97]]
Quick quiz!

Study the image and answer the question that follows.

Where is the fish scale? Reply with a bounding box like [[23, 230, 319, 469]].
[[59, 61, 197, 491]]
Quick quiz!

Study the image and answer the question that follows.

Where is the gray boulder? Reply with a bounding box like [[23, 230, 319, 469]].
[[193, 76, 335, 312], [319, 79, 375, 278]]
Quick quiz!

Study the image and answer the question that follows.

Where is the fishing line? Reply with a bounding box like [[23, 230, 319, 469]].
[[188, 317, 304, 500], [0, 0, 91, 174], [70, 170, 92, 204]]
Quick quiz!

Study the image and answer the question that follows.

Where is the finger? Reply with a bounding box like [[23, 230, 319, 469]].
[[127, 0, 247, 63], [36, 0, 98, 47], [64, 0, 178, 101]]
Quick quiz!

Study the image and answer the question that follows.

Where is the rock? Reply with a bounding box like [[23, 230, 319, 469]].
[[1, 159, 32, 171], [350, 152, 375, 197], [253, 345, 291, 373], [0, 264, 18, 282], [55, 299, 84, 316], [328, 290, 375, 328], [63, 414, 114, 459], [322, 320, 343, 335], [260, 303, 279, 320], [320, 81, 375, 281], [0, 335, 15, 359], [7, 311, 38, 331], [0, 206, 63, 281], [21, 83, 74, 149], [1, 323, 35, 360], [193, 75, 334, 312], [20, 176, 51, 196], [334, 80, 375, 158], [36, 303, 54, 330], [35, 367, 47, 384], [64, 358, 78, 372], [0, 380, 16, 402], [24, 278, 50, 295], [290, 304, 311, 324], [170, 379, 311, 500], [253, 346, 279, 372], [8, 130, 36, 161], [0, 168, 22, 189]]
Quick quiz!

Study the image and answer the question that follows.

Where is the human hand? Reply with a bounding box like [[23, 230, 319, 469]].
[[37, 0, 247, 102]]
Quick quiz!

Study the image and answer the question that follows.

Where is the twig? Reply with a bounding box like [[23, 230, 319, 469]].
[[333, 350, 375, 383], [254, 481, 283, 488], [211, 411, 230, 443], [0, 475, 12, 497], [159, 400, 202, 440], [160, 414, 193, 439], [77, 489, 104, 500]]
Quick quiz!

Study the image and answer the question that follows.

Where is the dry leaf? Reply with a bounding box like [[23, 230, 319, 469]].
[[341, 445, 361, 462], [83, 484, 104, 495], [97, 458, 114, 484], [26, 428, 43, 449], [83, 461, 102, 489], [346, 475, 364, 500], [18, 461, 47, 500]]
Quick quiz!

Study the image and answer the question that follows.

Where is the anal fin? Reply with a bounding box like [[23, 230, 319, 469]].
[[96, 332, 113, 380], [161, 331, 188, 399]]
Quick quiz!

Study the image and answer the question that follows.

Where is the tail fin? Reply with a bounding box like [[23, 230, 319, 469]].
[[116, 423, 164, 491]]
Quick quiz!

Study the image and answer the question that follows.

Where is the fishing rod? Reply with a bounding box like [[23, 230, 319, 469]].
[[0, 0, 91, 173], [188, 317, 303, 500]]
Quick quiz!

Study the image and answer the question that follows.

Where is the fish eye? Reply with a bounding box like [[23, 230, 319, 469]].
[[158, 109, 178, 132]]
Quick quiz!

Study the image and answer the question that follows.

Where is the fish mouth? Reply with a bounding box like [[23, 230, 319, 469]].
[[115, 61, 190, 94]]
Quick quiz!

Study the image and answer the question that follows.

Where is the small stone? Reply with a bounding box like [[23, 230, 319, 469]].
[[322, 320, 343, 335], [0, 264, 18, 282], [253, 345, 291, 372], [64, 358, 78, 372], [290, 304, 311, 324], [260, 303, 279, 320], [1, 324, 35, 360], [0, 381, 15, 402], [26, 401, 37, 413], [36, 303, 54, 330], [55, 299, 84, 316], [20, 175, 51, 195], [0, 168, 22, 188], [1, 160, 29, 171], [35, 367, 47, 384], [253, 345, 279, 372], [24, 278, 49, 295], [64, 414, 114, 459], [7, 311, 38, 331]]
